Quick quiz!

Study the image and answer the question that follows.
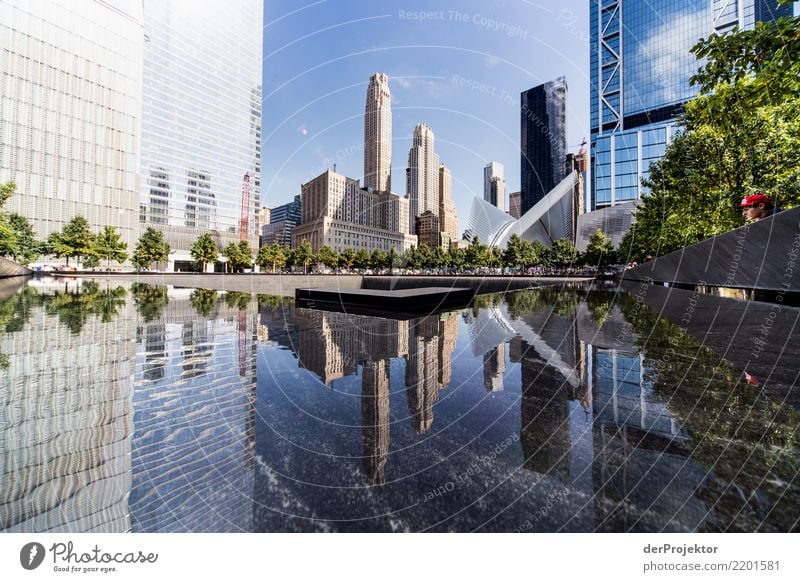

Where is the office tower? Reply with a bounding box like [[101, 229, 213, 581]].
[[589, 0, 792, 212], [292, 169, 415, 253], [261, 194, 301, 247], [0, 0, 144, 253], [406, 124, 440, 233], [439, 164, 459, 246], [483, 162, 505, 211], [521, 77, 567, 214], [363, 73, 392, 193], [139, 0, 262, 270], [508, 192, 522, 219]]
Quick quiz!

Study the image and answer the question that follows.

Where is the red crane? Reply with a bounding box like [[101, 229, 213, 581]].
[[240, 172, 251, 241]]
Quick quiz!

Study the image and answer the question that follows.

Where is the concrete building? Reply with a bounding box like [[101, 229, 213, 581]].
[[406, 124, 440, 233], [588, 0, 792, 237], [484, 162, 505, 211], [363, 73, 392, 194], [139, 0, 262, 270], [292, 169, 415, 253], [438, 164, 459, 247], [0, 0, 144, 253], [521, 77, 567, 214]]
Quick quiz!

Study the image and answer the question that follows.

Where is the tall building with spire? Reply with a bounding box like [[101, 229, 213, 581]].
[[406, 124, 440, 234], [364, 73, 392, 194]]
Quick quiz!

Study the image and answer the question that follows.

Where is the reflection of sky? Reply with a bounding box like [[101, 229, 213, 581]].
[[623, 0, 708, 116]]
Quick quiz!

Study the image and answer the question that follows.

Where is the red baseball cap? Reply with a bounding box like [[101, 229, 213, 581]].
[[740, 193, 771, 207]]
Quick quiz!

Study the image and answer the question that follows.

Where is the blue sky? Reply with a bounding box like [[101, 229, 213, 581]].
[[262, 0, 590, 224]]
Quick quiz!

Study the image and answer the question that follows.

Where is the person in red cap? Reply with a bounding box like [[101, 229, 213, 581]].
[[740, 193, 781, 222]]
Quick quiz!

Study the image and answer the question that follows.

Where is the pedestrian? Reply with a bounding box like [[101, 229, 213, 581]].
[[740, 193, 782, 222]]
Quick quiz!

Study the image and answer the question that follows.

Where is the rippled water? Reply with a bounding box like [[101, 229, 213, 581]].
[[1, 278, 798, 532]]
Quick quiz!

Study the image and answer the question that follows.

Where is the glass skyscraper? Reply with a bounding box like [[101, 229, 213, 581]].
[[520, 77, 567, 215], [139, 0, 262, 269], [589, 0, 792, 211]]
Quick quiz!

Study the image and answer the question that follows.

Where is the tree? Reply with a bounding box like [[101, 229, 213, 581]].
[[316, 245, 339, 271], [48, 215, 96, 267], [294, 240, 315, 273], [223, 240, 253, 273], [387, 248, 400, 274], [503, 234, 530, 270], [624, 8, 800, 262], [369, 248, 387, 270], [448, 247, 465, 272], [256, 242, 287, 273], [94, 225, 128, 269], [190, 233, 219, 272], [549, 238, 579, 268], [353, 248, 370, 271], [528, 240, 549, 267], [6, 213, 42, 265], [339, 248, 356, 271], [583, 229, 616, 267], [133, 227, 170, 270], [465, 237, 489, 269]]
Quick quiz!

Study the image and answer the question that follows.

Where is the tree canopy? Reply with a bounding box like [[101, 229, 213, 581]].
[[133, 227, 170, 270]]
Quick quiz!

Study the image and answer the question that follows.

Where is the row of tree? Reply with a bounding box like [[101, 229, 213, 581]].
[[252, 231, 617, 274]]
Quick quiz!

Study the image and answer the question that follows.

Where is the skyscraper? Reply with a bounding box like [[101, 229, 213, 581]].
[[139, 0, 262, 270], [589, 0, 792, 212], [0, 0, 144, 252], [521, 77, 567, 214], [363, 73, 392, 194], [508, 192, 522, 219], [406, 124, 440, 234], [483, 162, 505, 210]]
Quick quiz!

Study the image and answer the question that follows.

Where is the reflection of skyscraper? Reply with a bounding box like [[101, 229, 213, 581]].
[[361, 360, 391, 485], [142, 323, 167, 382], [438, 313, 458, 388], [483, 344, 506, 392]]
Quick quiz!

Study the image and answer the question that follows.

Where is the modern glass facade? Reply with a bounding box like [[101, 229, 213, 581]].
[[139, 0, 262, 265], [0, 0, 144, 251], [589, 0, 792, 210], [520, 77, 567, 214]]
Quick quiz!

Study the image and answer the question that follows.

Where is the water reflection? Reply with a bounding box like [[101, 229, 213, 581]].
[[0, 279, 797, 532]]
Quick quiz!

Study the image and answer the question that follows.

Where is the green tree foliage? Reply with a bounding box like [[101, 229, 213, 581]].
[[316, 245, 339, 270], [48, 215, 96, 267], [7, 213, 42, 265], [338, 247, 356, 270], [223, 240, 253, 272], [624, 9, 800, 262], [294, 240, 315, 273], [548, 238, 579, 268], [369, 249, 387, 270], [133, 227, 170, 270], [0, 182, 16, 257], [256, 243, 288, 273], [465, 237, 489, 269], [353, 248, 370, 270], [94, 226, 128, 269], [583, 229, 616, 267], [190, 233, 219, 272], [387, 248, 400, 273], [448, 247, 465, 271]]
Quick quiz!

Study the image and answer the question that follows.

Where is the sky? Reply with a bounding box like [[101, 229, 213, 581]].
[[262, 0, 590, 225]]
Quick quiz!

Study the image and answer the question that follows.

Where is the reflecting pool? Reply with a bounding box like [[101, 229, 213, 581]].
[[1, 278, 798, 532]]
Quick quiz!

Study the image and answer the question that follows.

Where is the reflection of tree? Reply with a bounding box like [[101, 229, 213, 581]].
[[470, 293, 503, 318], [130, 283, 169, 323], [585, 291, 613, 327], [91, 285, 127, 323], [618, 296, 800, 532], [257, 294, 291, 310], [224, 291, 251, 311], [0, 287, 42, 368], [190, 288, 218, 318], [506, 287, 580, 320]]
